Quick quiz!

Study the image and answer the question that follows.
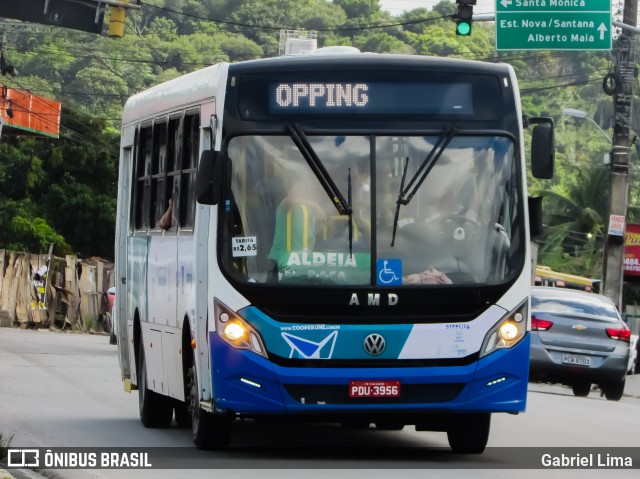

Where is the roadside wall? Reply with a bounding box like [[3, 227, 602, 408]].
[[0, 249, 114, 330]]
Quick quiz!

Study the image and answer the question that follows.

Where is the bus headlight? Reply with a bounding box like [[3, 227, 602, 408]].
[[223, 321, 246, 341], [479, 300, 527, 358], [214, 298, 268, 358]]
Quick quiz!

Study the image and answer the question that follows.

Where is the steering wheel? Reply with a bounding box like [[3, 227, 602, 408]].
[[444, 214, 480, 227]]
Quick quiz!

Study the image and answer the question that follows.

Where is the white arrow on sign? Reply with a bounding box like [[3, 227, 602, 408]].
[[501, 0, 513, 7], [598, 23, 608, 40]]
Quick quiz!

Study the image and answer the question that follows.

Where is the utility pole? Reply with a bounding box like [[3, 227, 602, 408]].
[[602, 0, 638, 312]]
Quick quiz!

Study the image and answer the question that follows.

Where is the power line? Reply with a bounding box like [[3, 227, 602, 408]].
[[140, 1, 451, 32], [6, 41, 613, 95]]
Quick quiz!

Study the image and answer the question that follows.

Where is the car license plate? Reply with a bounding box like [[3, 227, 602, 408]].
[[349, 380, 400, 398], [562, 354, 591, 366]]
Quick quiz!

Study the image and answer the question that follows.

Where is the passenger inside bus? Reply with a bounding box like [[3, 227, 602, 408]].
[[267, 181, 326, 273], [159, 197, 176, 231]]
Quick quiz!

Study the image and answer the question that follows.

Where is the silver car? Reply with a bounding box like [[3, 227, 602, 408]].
[[530, 286, 630, 400]]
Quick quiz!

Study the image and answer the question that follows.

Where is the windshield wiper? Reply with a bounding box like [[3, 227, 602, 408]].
[[287, 123, 354, 254], [390, 125, 456, 247]]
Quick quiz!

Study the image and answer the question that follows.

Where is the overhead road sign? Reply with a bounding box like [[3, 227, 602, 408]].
[[495, 0, 612, 51]]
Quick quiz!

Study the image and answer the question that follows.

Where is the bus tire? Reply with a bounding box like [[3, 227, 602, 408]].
[[187, 365, 232, 450], [138, 342, 173, 428], [446, 413, 490, 454]]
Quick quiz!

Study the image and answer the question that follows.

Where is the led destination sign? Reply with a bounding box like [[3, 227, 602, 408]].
[[268, 82, 474, 115]]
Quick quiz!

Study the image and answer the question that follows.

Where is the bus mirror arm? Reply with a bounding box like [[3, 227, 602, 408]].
[[527, 117, 555, 180], [196, 150, 223, 205]]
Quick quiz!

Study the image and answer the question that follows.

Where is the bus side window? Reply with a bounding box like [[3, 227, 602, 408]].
[[152, 119, 168, 229], [179, 113, 199, 228], [133, 126, 152, 231], [159, 117, 181, 231]]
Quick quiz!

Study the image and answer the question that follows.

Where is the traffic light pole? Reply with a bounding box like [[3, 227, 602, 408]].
[[602, 0, 638, 311]]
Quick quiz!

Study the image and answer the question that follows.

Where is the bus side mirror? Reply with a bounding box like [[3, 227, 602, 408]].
[[196, 150, 223, 205], [529, 118, 554, 179]]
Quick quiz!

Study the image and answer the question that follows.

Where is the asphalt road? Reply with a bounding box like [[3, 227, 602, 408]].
[[1, 327, 639, 479]]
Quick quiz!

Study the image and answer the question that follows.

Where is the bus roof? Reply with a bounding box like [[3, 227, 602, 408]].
[[228, 52, 513, 76], [122, 63, 227, 125]]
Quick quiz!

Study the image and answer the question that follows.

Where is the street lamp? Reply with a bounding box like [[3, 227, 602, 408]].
[[562, 108, 612, 143]]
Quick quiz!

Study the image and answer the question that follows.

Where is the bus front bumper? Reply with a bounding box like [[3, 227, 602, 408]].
[[209, 333, 529, 416]]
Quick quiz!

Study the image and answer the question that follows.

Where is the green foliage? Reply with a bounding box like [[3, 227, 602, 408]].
[[334, 0, 382, 18], [353, 33, 413, 54], [9, 216, 68, 254], [219, 35, 263, 61], [535, 165, 611, 279]]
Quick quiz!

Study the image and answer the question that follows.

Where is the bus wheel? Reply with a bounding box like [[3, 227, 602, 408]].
[[138, 342, 173, 428], [446, 413, 490, 454], [187, 365, 232, 449]]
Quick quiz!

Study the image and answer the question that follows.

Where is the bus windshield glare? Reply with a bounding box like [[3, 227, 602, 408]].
[[223, 134, 520, 287]]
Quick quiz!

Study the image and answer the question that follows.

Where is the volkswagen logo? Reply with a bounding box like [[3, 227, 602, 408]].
[[363, 333, 386, 356]]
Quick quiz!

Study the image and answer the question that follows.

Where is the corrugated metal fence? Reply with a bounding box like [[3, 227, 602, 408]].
[[0, 249, 114, 331]]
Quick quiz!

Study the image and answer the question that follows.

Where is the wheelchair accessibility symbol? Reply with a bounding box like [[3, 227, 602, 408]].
[[377, 259, 402, 286]]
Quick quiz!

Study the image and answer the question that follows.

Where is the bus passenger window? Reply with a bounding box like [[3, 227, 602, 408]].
[[133, 126, 152, 231], [152, 120, 168, 229], [179, 114, 199, 229]]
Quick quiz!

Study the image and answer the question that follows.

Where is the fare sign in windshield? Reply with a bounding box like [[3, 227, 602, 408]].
[[495, 0, 612, 51]]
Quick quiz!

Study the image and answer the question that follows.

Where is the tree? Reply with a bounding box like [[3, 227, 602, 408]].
[[352, 32, 413, 53], [219, 35, 263, 61], [535, 165, 610, 276]]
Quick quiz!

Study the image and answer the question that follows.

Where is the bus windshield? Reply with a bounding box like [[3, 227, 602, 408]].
[[223, 134, 520, 287]]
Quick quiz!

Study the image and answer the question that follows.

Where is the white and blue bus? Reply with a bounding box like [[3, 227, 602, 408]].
[[115, 49, 554, 453]]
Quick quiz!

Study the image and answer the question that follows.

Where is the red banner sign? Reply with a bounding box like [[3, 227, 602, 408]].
[[1, 88, 60, 138], [624, 224, 640, 277]]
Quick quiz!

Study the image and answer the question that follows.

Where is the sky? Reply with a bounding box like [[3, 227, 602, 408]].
[[379, 0, 497, 16]]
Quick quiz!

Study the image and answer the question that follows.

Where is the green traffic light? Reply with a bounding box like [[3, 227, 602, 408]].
[[456, 21, 471, 36]]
